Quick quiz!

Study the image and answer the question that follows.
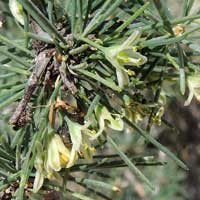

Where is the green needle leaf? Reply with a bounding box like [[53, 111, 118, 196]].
[[0, 90, 24, 110], [85, 94, 101, 120], [107, 135, 154, 191], [115, 2, 150, 34], [120, 115, 189, 171], [0, 49, 30, 68], [83, 0, 124, 36], [0, 34, 34, 57], [18, 0, 67, 45], [72, 193, 94, 200], [1, 64, 31, 75], [77, 69, 121, 92], [75, 177, 120, 192]]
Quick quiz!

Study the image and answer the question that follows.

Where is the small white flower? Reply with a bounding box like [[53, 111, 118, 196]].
[[9, 0, 24, 25]]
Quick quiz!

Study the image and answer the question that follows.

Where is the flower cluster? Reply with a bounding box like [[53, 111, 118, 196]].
[[33, 104, 124, 192]]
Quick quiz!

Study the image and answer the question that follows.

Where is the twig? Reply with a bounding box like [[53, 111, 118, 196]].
[[9, 50, 53, 128]]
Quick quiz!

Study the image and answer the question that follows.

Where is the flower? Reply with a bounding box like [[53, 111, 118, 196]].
[[173, 24, 185, 36], [151, 90, 166, 125], [104, 31, 147, 88], [124, 108, 144, 124], [184, 75, 200, 106], [106, 46, 147, 67], [33, 134, 70, 193], [94, 105, 124, 139], [64, 117, 96, 168], [9, 0, 24, 25], [122, 95, 145, 124], [46, 134, 70, 171]]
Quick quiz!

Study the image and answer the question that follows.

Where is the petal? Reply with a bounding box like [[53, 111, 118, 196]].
[[117, 48, 147, 66], [47, 136, 61, 171], [81, 134, 95, 161], [116, 68, 129, 88], [106, 46, 121, 58], [105, 46, 126, 70], [33, 170, 44, 193], [121, 31, 142, 48], [34, 142, 44, 171], [45, 163, 54, 180], [93, 105, 124, 140], [9, 0, 24, 25], [186, 75, 200, 104], [193, 87, 200, 102], [107, 114, 124, 131], [91, 106, 106, 140], [107, 54, 126, 70], [100, 106, 123, 131], [184, 90, 194, 106], [67, 147, 78, 168], [65, 117, 82, 152], [53, 134, 70, 160]]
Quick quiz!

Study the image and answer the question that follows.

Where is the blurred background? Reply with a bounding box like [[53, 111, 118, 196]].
[[0, 0, 200, 199]]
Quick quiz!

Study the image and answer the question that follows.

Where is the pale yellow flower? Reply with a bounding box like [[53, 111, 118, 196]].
[[65, 117, 96, 167], [46, 134, 70, 171], [33, 134, 70, 193], [93, 105, 124, 140], [173, 24, 185, 36], [104, 31, 147, 88], [152, 90, 166, 125], [184, 75, 200, 106]]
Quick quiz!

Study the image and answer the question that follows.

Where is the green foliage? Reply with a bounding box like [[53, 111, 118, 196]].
[[0, 0, 199, 199]]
